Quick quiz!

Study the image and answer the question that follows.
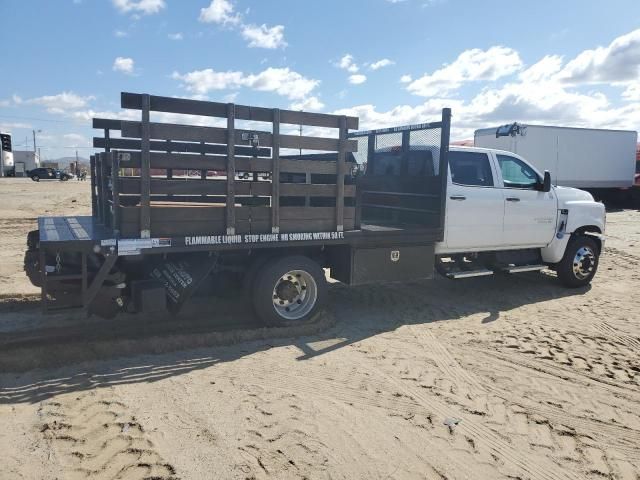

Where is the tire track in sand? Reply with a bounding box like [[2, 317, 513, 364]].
[[39, 391, 178, 480]]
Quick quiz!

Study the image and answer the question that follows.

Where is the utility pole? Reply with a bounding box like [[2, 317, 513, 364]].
[[32, 129, 37, 154], [299, 123, 302, 157]]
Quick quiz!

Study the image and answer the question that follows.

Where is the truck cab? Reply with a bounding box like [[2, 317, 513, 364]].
[[436, 146, 605, 286]]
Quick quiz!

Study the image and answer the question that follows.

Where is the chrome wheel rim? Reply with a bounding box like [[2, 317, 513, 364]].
[[573, 246, 596, 280], [272, 270, 318, 321]]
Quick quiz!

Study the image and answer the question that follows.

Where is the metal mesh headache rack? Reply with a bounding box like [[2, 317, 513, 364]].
[[349, 115, 450, 234]]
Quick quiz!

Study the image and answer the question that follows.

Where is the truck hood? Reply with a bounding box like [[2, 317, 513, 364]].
[[554, 185, 595, 205]]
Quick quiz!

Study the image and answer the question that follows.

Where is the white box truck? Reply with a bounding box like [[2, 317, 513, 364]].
[[474, 123, 637, 194]]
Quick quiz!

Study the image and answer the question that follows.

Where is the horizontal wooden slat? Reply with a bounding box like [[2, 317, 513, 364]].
[[119, 205, 270, 223], [279, 134, 356, 152], [119, 177, 355, 197], [118, 178, 284, 196], [94, 137, 270, 157], [93, 118, 122, 130], [121, 121, 271, 146], [120, 121, 357, 152], [115, 151, 339, 174], [279, 159, 338, 174], [117, 151, 272, 171], [120, 178, 227, 195], [280, 184, 356, 197], [280, 207, 355, 220], [121, 92, 358, 130]]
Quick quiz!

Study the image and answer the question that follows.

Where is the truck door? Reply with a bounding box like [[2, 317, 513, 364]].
[[495, 153, 557, 247], [445, 150, 504, 250]]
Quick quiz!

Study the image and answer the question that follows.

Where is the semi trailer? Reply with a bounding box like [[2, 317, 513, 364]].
[[25, 93, 606, 325]]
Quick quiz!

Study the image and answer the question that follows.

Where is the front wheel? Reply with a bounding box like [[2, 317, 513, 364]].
[[252, 255, 327, 326], [556, 235, 600, 288], [31, 175, 40, 182]]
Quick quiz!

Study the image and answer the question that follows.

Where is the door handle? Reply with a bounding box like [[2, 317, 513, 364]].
[[450, 195, 466, 201], [506, 197, 520, 202]]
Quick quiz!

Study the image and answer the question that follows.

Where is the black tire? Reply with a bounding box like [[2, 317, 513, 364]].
[[242, 254, 273, 298], [252, 255, 327, 326], [31, 175, 40, 182], [60, 175, 69, 181], [556, 235, 600, 288]]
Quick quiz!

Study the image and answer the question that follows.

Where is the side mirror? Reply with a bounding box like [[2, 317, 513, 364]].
[[542, 170, 551, 192]]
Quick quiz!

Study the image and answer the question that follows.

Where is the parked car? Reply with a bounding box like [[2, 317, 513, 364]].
[[27, 168, 74, 181]]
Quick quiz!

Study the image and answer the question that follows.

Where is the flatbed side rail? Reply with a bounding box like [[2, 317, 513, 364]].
[[92, 93, 361, 238]]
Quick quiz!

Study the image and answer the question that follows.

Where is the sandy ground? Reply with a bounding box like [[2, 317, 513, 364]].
[[0, 177, 639, 480]]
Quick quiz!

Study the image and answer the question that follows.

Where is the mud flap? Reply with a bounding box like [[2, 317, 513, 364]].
[[148, 253, 218, 314]]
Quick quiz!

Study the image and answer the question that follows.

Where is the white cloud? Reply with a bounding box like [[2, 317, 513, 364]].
[[114, 30, 128, 38], [348, 74, 367, 85], [400, 74, 412, 83], [172, 67, 320, 100], [558, 28, 640, 84], [70, 108, 139, 122], [518, 55, 563, 83], [370, 58, 395, 70], [199, 0, 241, 25], [290, 96, 325, 111], [407, 46, 523, 97], [168, 32, 183, 40], [63, 133, 89, 146], [26, 92, 95, 114], [112, 0, 165, 15], [0, 121, 32, 131], [199, 0, 286, 49], [113, 56, 135, 75], [330, 30, 640, 141], [241, 24, 287, 49], [337, 54, 359, 73], [622, 83, 640, 101]]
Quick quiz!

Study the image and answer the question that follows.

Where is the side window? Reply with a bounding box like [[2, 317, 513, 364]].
[[497, 154, 539, 189], [449, 151, 494, 187]]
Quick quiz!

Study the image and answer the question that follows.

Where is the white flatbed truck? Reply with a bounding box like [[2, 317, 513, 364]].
[[26, 93, 606, 325]]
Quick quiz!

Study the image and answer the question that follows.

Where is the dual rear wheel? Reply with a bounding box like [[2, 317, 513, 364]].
[[247, 255, 327, 326]]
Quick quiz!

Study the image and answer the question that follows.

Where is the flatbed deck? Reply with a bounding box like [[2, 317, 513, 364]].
[[38, 216, 113, 247]]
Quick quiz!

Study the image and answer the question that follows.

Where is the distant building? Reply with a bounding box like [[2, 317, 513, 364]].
[[13, 150, 40, 175]]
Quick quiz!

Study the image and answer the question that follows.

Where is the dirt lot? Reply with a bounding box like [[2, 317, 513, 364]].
[[0, 177, 639, 480]]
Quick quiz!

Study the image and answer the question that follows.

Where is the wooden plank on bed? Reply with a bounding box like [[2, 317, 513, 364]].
[[116, 151, 272, 172], [94, 137, 270, 157], [279, 184, 356, 197], [116, 151, 339, 175], [280, 206, 355, 220], [121, 92, 358, 130], [120, 121, 357, 153]]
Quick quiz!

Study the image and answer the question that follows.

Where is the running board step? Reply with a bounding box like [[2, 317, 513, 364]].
[[502, 264, 547, 273], [447, 269, 494, 279]]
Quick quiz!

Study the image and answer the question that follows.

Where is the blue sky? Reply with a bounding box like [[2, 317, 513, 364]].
[[1, 0, 639, 160]]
